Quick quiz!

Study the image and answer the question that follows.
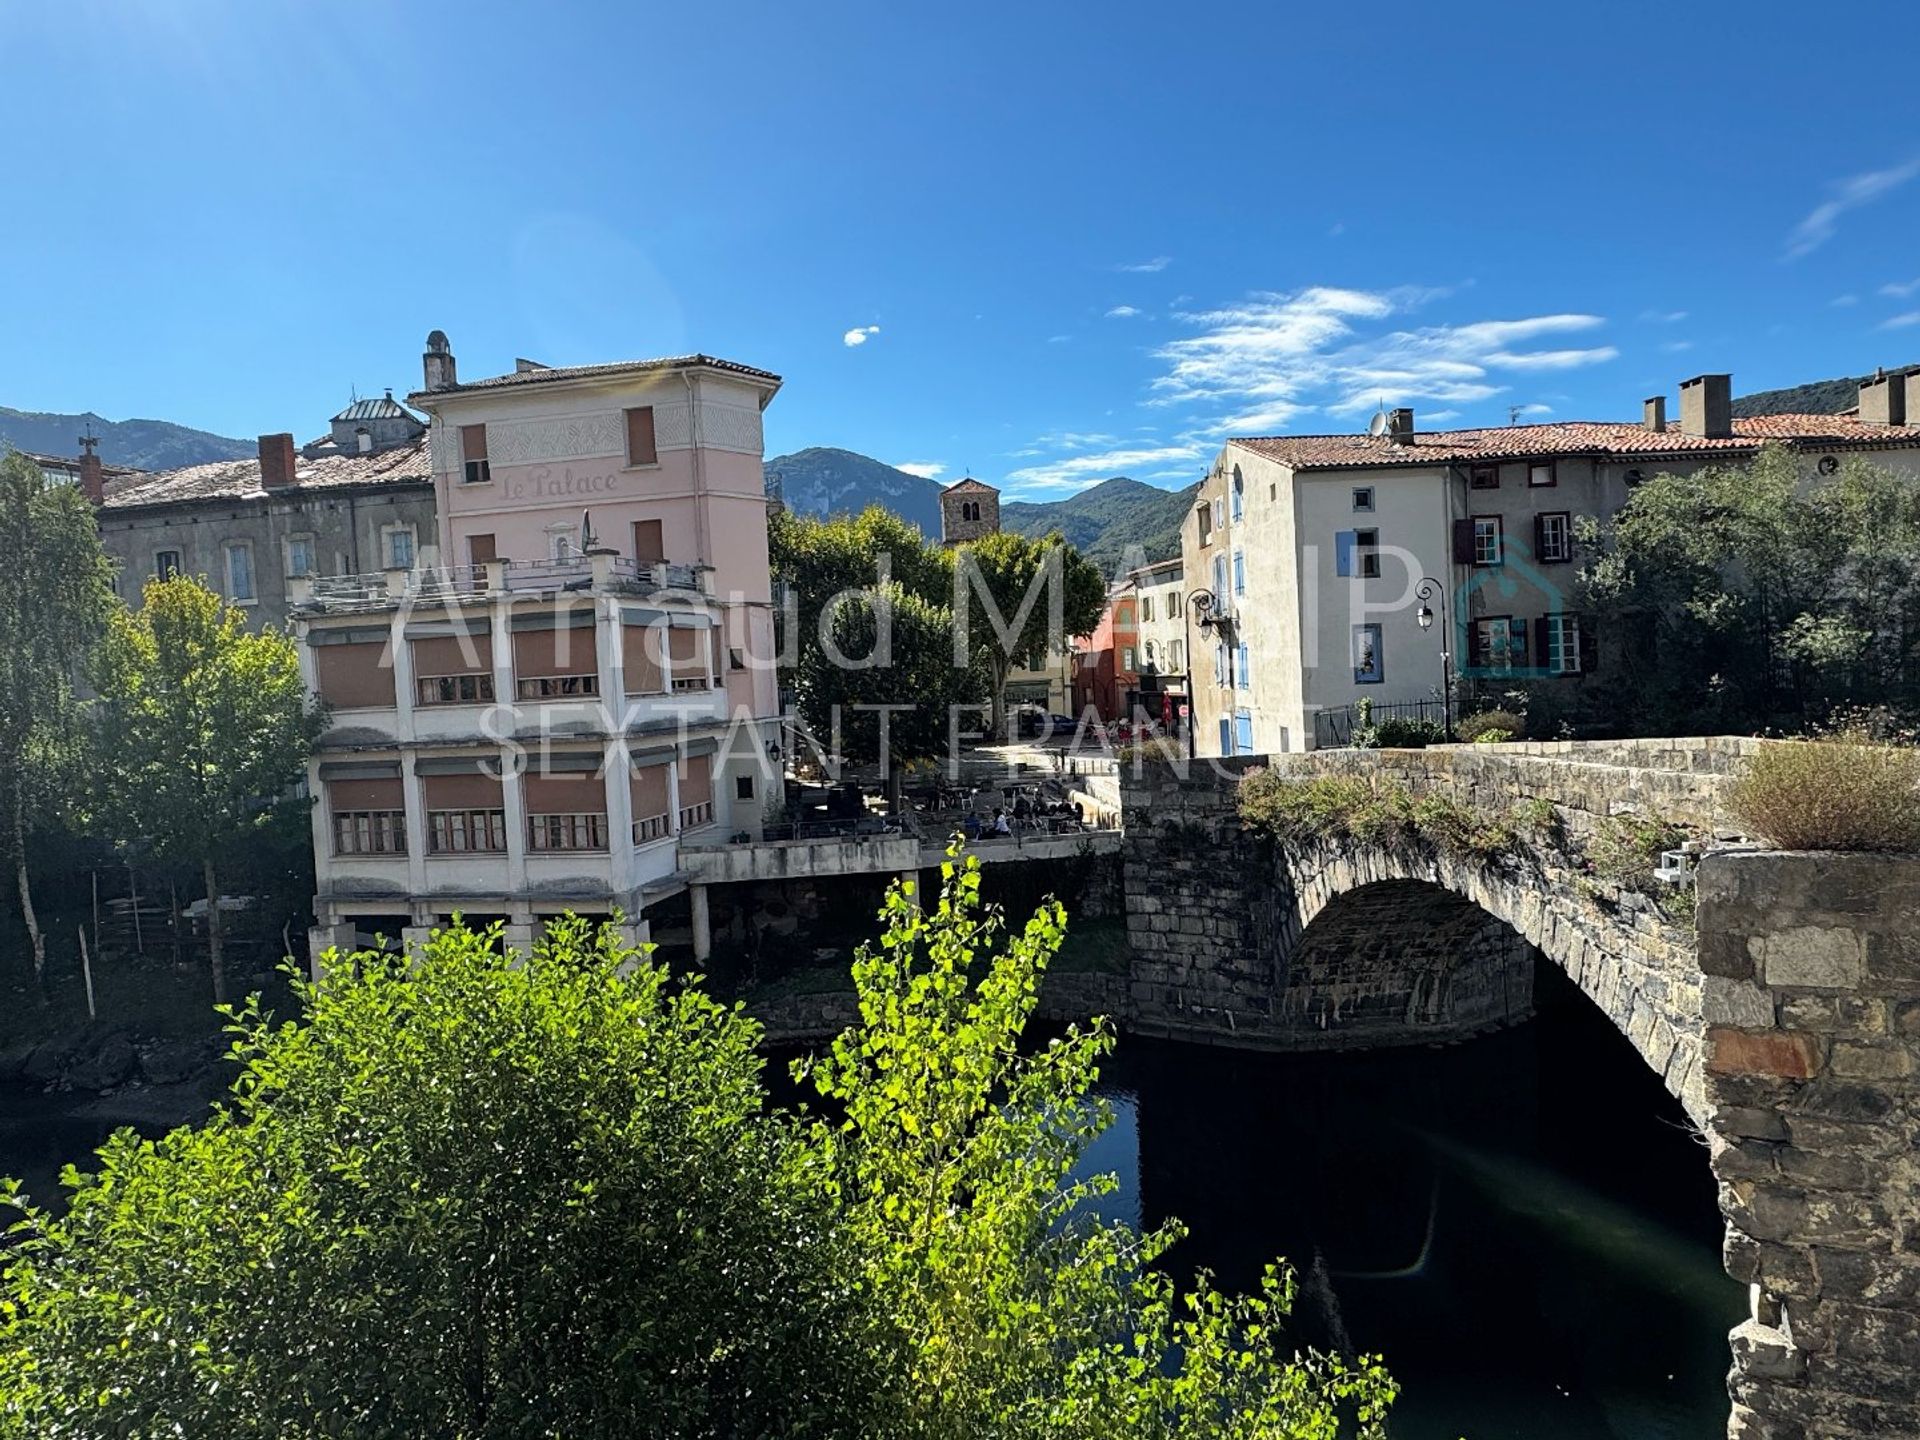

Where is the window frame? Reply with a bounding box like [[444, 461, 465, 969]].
[[1472, 515, 1504, 567], [1528, 460, 1558, 489], [223, 541, 256, 604], [153, 549, 182, 581], [284, 532, 316, 580], [734, 773, 756, 801], [382, 524, 417, 571], [1470, 464, 1500, 490], [1230, 466, 1244, 521], [1352, 486, 1375, 512], [1471, 614, 1517, 674], [624, 406, 658, 468], [1351, 622, 1384, 685], [1354, 527, 1381, 579], [460, 424, 491, 486], [1546, 613, 1582, 675], [1538, 511, 1572, 564]]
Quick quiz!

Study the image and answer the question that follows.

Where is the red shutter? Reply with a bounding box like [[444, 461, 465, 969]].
[[1452, 518, 1476, 564]]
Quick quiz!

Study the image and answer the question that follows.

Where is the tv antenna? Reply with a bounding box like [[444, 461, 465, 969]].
[[1508, 405, 1523, 427]]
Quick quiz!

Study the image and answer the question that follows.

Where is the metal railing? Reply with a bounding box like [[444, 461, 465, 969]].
[[300, 557, 709, 613], [416, 672, 495, 706], [1313, 697, 1449, 749], [678, 800, 715, 831], [527, 812, 609, 852], [632, 812, 672, 844], [515, 673, 600, 701], [670, 674, 714, 693]]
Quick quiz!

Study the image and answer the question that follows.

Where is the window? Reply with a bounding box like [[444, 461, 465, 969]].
[[1143, 641, 1157, 667], [384, 526, 415, 570], [727, 647, 745, 671], [1140, 594, 1154, 623], [1355, 528, 1380, 579], [1470, 464, 1499, 490], [1537, 512, 1572, 564], [224, 542, 255, 602], [416, 673, 495, 706], [333, 810, 406, 855], [625, 406, 658, 466], [1471, 616, 1525, 674], [1230, 466, 1244, 520], [1196, 504, 1213, 547], [1232, 549, 1246, 595], [1167, 590, 1181, 616], [527, 812, 609, 852], [1235, 643, 1251, 690], [1122, 646, 1136, 671], [460, 424, 491, 485], [1169, 639, 1185, 671], [1212, 497, 1225, 531], [1546, 613, 1582, 675], [735, 774, 756, 801], [1472, 515, 1503, 567], [547, 524, 576, 561], [1352, 623, 1384, 684], [1528, 461, 1557, 488], [154, 550, 181, 580], [1214, 642, 1229, 688], [428, 809, 507, 854], [286, 534, 315, 579], [1352, 486, 1375, 512], [1212, 553, 1227, 600]]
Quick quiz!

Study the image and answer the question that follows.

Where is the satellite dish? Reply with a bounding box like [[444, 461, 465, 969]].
[[1366, 410, 1390, 439]]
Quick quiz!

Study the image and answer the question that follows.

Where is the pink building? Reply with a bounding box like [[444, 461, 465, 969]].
[[298, 332, 785, 965]]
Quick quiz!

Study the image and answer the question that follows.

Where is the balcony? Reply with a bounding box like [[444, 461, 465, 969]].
[[677, 800, 715, 831], [632, 812, 671, 845], [416, 673, 495, 706], [515, 673, 600, 702], [295, 555, 710, 615]]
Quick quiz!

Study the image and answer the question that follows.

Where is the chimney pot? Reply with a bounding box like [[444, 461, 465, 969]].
[[1643, 395, 1667, 433], [1388, 407, 1415, 446], [258, 433, 298, 488], [1678, 374, 1732, 440], [1860, 370, 1908, 427]]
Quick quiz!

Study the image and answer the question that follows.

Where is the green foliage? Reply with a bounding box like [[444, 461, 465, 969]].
[[0, 451, 117, 981], [1455, 709, 1524, 744], [1728, 735, 1920, 852], [1583, 814, 1688, 891], [1579, 447, 1920, 734], [1510, 797, 1565, 846], [1353, 716, 1447, 749], [86, 576, 326, 999], [953, 530, 1108, 736], [0, 920, 878, 1439], [1238, 770, 1515, 862], [798, 852, 1394, 1438], [2, 869, 1396, 1439]]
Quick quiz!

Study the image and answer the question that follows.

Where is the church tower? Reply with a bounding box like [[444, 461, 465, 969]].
[[939, 476, 1000, 546]]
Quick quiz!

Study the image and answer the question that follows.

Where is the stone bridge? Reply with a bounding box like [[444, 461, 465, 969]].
[[1116, 739, 1920, 1440]]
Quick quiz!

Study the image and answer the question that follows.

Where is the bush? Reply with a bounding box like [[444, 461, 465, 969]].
[[1585, 814, 1688, 890], [1729, 736, 1920, 852], [1456, 709, 1524, 744], [1355, 716, 1449, 749], [1238, 769, 1514, 860]]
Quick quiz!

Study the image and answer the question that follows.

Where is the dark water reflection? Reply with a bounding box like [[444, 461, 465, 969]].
[[1081, 960, 1743, 1439]]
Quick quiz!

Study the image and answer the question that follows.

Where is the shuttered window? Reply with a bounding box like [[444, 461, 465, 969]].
[[460, 424, 490, 485], [625, 407, 658, 466]]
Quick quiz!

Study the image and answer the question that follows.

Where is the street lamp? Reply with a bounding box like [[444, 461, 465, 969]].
[[1414, 576, 1454, 742], [1179, 590, 1226, 759]]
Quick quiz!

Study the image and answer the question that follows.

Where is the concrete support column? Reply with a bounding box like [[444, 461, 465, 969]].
[[688, 883, 712, 963], [604, 738, 635, 894], [399, 924, 435, 962], [501, 757, 529, 897], [401, 752, 428, 897], [307, 922, 357, 984], [388, 609, 417, 743]]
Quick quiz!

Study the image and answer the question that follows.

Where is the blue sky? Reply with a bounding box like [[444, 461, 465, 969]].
[[4, 2, 1919, 498]]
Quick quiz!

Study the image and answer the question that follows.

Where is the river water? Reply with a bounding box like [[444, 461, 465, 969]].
[[1080, 959, 1743, 1439]]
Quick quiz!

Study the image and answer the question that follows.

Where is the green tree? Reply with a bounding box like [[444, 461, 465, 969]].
[[0, 919, 884, 1439], [0, 452, 115, 986], [800, 852, 1394, 1438], [952, 530, 1107, 737], [1579, 446, 1920, 734], [87, 576, 325, 1001], [770, 504, 953, 673]]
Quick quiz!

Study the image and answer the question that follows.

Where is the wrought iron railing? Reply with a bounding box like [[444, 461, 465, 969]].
[[1312, 697, 1450, 749]]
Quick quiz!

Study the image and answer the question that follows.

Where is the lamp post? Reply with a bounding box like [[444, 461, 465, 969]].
[[1179, 590, 1223, 759], [1414, 576, 1454, 742]]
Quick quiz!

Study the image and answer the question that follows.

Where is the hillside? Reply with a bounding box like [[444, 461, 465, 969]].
[[0, 406, 252, 470], [1732, 366, 1917, 418], [764, 447, 946, 534], [1002, 476, 1198, 575]]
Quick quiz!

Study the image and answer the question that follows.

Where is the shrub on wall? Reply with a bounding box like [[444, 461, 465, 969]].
[[1237, 770, 1515, 860], [1729, 736, 1920, 852], [1354, 716, 1449, 749], [1456, 710, 1524, 744]]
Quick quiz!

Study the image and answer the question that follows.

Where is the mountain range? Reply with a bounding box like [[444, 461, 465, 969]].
[[1730, 366, 1915, 419], [0, 406, 252, 471]]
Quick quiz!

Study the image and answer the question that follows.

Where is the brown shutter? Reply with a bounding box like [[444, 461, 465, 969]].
[[512, 624, 597, 679], [411, 634, 493, 676], [329, 776, 404, 811], [460, 424, 488, 461], [423, 772, 503, 810], [1452, 518, 1476, 564], [625, 407, 657, 467], [1532, 514, 1546, 562], [1535, 615, 1552, 669], [621, 623, 665, 695], [468, 533, 497, 566], [630, 764, 670, 823], [1577, 616, 1598, 676], [313, 641, 396, 709], [632, 519, 664, 564], [677, 753, 713, 809], [523, 771, 606, 815], [667, 626, 700, 680]]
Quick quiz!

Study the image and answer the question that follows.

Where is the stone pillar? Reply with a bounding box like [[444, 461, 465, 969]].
[[401, 752, 428, 897], [400, 924, 435, 961], [1698, 850, 1920, 1439], [689, 883, 712, 963], [605, 738, 635, 894], [307, 922, 357, 984], [389, 608, 418, 743]]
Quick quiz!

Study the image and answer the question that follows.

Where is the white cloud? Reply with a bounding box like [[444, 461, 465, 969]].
[[1883, 278, 1920, 298], [1832, 294, 1861, 307], [1148, 286, 1612, 427], [1420, 409, 1462, 423], [1660, 339, 1695, 353], [893, 461, 946, 479], [1785, 158, 1920, 258], [1882, 311, 1920, 330], [1047, 334, 1072, 344], [1105, 305, 1142, 319], [1639, 309, 1688, 324], [1513, 403, 1554, 417], [842, 325, 880, 347], [1116, 256, 1172, 273], [1005, 442, 1206, 494], [1327, 222, 1346, 238]]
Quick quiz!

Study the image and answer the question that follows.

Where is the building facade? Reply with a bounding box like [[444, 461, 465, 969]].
[[1185, 371, 1920, 756], [95, 410, 435, 630], [300, 334, 785, 963], [1072, 558, 1187, 726]]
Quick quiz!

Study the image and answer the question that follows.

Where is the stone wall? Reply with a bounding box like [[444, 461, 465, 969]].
[[1699, 851, 1920, 1439]]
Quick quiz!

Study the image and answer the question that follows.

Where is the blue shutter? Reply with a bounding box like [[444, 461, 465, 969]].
[[1334, 530, 1355, 578], [1234, 710, 1255, 754]]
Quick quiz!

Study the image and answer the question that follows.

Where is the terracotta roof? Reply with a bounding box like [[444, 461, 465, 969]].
[[409, 353, 780, 400], [1232, 413, 1920, 471], [100, 435, 431, 512], [20, 450, 145, 482]]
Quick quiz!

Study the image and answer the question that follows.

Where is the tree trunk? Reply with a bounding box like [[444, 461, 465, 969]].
[[12, 807, 44, 992], [990, 660, 1011, 741], [203, 857, 227, 1004]]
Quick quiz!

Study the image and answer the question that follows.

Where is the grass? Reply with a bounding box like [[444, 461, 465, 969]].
[[1237, 770, 1517, 861], [1729, 735, 1920, 852]]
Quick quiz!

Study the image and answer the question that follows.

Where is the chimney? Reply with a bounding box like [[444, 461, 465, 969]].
[[1906, 371, 1920, 426], [77, 434, 104, 505], [1643, 395, 1667, 433], [258, 433, 297, 488], [423, 329, 457, 392], [1678, 373, 1732, 440], [1387, 406, 1415, 446], [1859, 368, 1907, 427]]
